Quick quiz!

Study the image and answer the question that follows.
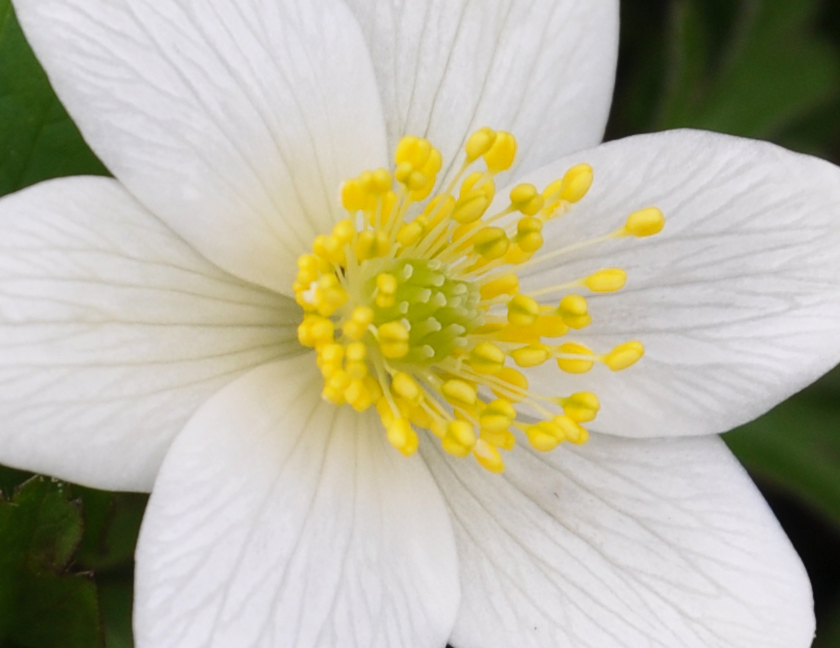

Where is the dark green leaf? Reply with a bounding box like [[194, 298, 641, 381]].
[[0, 477, 103, 648], [656, 0, 840, 141], [725, 366, 840, 529], [0, 0, 107, 198]]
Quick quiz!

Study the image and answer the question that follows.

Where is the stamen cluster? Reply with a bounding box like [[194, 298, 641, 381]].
[[295, 128, 665, 472]]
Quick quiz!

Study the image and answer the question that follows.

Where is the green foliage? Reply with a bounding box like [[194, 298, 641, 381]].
[[659, 0, 840, 138], [725, 368, 840, 527], [611, 0, 840, 157], [0, 0, 107, 196], [0, 477, 102, 647]]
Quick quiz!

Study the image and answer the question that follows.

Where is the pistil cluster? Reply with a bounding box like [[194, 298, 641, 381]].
[[295, 128, 664, 472]]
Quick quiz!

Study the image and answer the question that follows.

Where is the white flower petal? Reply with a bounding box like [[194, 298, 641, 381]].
[[0, 178, 299, 492], [422, 433, 813, 648], [516, 130, 840, 437], [135, 355, 460, 648], [13, 0, 388, 294], [343, 0, 618, 176]]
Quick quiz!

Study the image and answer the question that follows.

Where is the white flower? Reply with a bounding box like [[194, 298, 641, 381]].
[[2, 1, 840, 647]]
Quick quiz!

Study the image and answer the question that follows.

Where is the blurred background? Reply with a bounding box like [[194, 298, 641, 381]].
[[0, 0, 839, 646]]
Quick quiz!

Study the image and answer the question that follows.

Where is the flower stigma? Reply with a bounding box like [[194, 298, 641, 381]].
[[295, 128, 665, 472]]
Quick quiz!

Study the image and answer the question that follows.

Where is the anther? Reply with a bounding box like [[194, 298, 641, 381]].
[[468, 342, 507, 374], [484, 131, 517, 172], [508, 294, 541, 326], [604, 341, 645, 371], [473, 439, 505, 473], [556, 342, 595, 373], [624, 207, 665, 237]]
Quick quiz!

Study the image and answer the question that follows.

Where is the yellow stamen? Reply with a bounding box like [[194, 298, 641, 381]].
[[294, 127, 664, 472]]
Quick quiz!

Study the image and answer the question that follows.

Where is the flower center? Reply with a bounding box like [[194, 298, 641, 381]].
[[295, 128, 665, 472]]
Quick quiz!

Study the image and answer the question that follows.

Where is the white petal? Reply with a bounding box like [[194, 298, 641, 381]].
[[515, 130, 840, 437], [0, 178, 299, 492], [343, 0, 618, 176], [14, 0, 388, 294], [422, 433, 813, 648], [135, 355, 460, 648]]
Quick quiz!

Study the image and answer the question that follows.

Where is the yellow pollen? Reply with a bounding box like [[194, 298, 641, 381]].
[[294, 128, 665, 471]]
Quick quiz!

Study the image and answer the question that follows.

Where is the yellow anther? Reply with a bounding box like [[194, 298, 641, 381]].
[[479, 414, 512, 435], [297, 253, 320, 274], [484, 131, 517, 172], [453, 193, 491, 224], [345, 341, 367, 362], [343, 306, 374, 341], [511, 343, 552, 368], [471, 227, 510, 260], [375, 272, 398, 308], [407, 403, 432, 428], [510, 183, 545, 216], [354, 230, 391, 261], [473, 439, 505, 473], [503, 242, 534, 265], [466, 127, 497, 161], [468, 342, 507, 375], [325, 369, 351, 395], [376, 273, 397, 295], [377, 324, 408, 358], [491, 367, 529, 401], [364, 375, 383, 402], [507, 294, 541, 327], [399, 168, 429, 192], [584, 268, 627, 292], [553, 415, 589, 444], [484, 398, 516, 421], [422, 148, 443, 176], [298, 315, 334, 347], [396, 136, 433, 169], [397, 220, 426, 247], [495, 325, 540, 344], [387, 417, 419, 456], [533, 315, 569, 338], [313, 234, 345, 264], [442, 379, 478, 407], [560, 163, 594, 204], [370, 168, 393, 194], [318, 343, 344, 368], [449, 420, 477, 447], [345, 359, 368, 380], [378, 321, 410, 359], [624, 207, 665, 237], [344, 378, 370, 410], [341, 179, 370, 212], [526, 422, 561, 452], [604, 341, 645, 371], [332, 218, 356, 244], [480, 274, 519, 299], [557, 294, 591, 329], [515, 216, 544, 253], [558, 294, 587, 316], [559, 392, 600, 423], [556, 342, 595, 374], [443, 420, 477, 457], [391, 372, 423, 405]]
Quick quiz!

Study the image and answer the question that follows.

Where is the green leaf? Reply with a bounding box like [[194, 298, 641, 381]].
[[0, 477, 103, 648], [77, 489, 147, 572], [655, 0, 840, 142], [725, 366, 840, 529], [0, 0, 107, 198]]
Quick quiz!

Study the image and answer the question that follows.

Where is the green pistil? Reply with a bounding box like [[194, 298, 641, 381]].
[[370, 258, 483, 366]]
